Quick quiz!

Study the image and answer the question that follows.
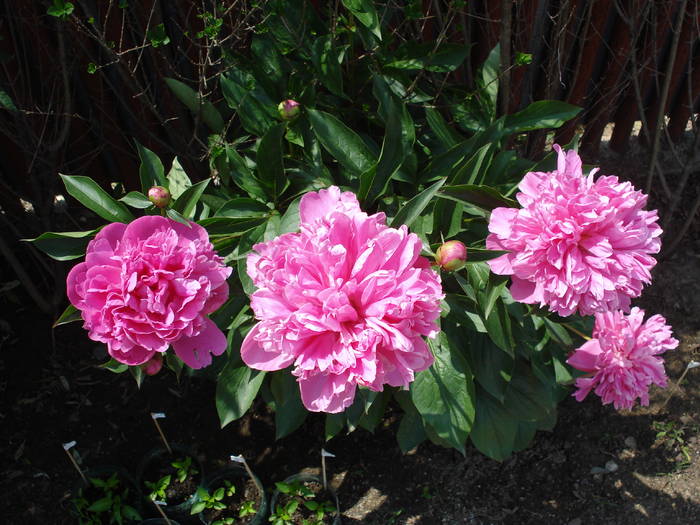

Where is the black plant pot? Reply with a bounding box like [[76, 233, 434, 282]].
[[71, 465, 143, 524], [138, 444, 204, 519]]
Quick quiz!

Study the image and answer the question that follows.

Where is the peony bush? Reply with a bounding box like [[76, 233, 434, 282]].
[[34, 1, 678, 462]]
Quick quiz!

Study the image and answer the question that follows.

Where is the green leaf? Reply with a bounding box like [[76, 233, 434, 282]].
[[167, 158, 192, 199], [385, 42, 470, 72], [199, 217, 267, 236], [226, 147, 268, 201], [504, 100, 582, 133], [503, 360, 553, 422], [172, 179, 209, 219], [466, 332, 514, 402], [411, 332, 475, 453], [483, 298, 515, 355], [129, 365, 144, 388], [135, 141, 166, 192], [0, 88, 17, 111], [165, 77, 224, 133], [147, 22, 170, 48], [87, 496, 112, 513], [100, 358, 129, 374], [220, 71, 276, 136], [119, 191, 153, 209], [53, 304, 82, 328], [312, 36, 345, 97], [479, 44, 500, 120], [438, 184, 517, 211], [390, 178, 445, 228], [425, 107, 461, 148], [464, 248, 508, 262], [166, 208, 192, 227], [215, 198, 270, 218], [397, 410, 427, 453], [342, 0, 381, 40], [60, 175, 134, 223], [470, 387, 517, 461], [257, 124, 287, 202], [450, 143, 493, 185], [359, 77, 414, 205], [271, 371, 307, 439], [216, 364, 266, 427], [325, 413, 345, 441], [25, 229, 98, 261], [307, 109, 376, 175], [279, 197, 301, 234]]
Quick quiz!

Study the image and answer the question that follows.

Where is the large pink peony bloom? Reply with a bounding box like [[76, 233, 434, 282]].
[[241, 186, 444, 413], [567, 307, 678, 410], [67, 216, 232, 369], [486, 145, 662, 316]]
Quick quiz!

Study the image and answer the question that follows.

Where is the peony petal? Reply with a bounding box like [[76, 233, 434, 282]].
[[240, 323, 296, 371], [172, 317, 227, 369], [567, 340, 602, 372], [298, 372, 356, 413]]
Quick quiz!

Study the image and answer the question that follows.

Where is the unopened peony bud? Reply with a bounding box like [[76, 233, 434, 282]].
[[148, 186, 171, 208], [435, 240, 467, 271], [142, 354, 163, 376], [278, 99, 301, 121]]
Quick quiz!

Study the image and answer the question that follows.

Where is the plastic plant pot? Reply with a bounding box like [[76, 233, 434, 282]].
[[71, 465, 143, 524], [138, 443, 204, 519], [194, 465, 268, 524], [269, 473, 341, 525]]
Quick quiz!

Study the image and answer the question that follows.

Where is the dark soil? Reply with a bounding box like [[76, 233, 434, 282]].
[[201, 474, 263, 524], [1, 141, 698, 525]]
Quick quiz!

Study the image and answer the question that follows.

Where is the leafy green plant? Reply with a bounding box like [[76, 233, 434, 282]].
[[71, 472, 141, 525], [270, 479, 337, 525], [653, 420, 693, 471], [144, 474, 171, 502], [239, 499, 257, 518], [172, 456, 199, 483], [40, 0, 587, 463]]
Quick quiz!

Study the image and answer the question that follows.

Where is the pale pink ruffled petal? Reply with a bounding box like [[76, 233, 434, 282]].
[[172, 317, 227, 369], [241, 323, 296, 371], [298, 371, 357, 413]]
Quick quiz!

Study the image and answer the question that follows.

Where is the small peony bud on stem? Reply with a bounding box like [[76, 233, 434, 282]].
[[142, 353, 163, 376], [278, 99, 301, 121], [435, 240, 467, 271], [148, 186, 171, 209]]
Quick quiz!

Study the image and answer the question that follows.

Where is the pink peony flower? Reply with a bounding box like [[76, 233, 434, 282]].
[[241, 186, 444, 413], [567, 307, 678, 410], [67, 216, 232, 369], [486, 145, 662, 316]]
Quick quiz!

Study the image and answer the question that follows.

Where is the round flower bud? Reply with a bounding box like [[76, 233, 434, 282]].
[[278, 99, 301, 121], [435, 240, 467, 271], [142, 354, 164, 376], [147, 186, 171, 208]]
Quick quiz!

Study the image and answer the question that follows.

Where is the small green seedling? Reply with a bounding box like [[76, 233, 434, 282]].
[[269, 500, 299, 525], [72, 472, 141, 525], [270, 480, 336, 525], [302, 499, 337, 525], [145, 474, 171, 501], [171, 456, 198, 483], [239, 499, 257, 518]]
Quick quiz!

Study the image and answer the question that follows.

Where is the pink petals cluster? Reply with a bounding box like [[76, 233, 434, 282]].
[[567, 308, 678, 410], [241, 186, 443, 413], [487, 145, 662, 317], [67, 216, 231, 369]]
